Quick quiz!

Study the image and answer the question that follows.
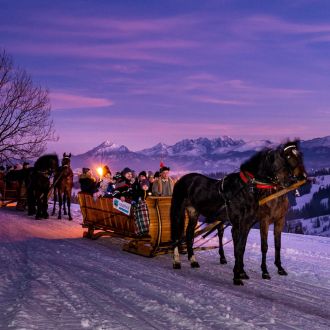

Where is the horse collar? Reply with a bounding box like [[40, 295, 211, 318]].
[[240, 171, 276, 190]]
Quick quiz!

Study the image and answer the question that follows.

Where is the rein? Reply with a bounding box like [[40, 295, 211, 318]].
[[240, 171, 277, 190]]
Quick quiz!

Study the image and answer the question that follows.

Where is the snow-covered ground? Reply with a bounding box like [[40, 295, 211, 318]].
[[0, 205, 330, 330]]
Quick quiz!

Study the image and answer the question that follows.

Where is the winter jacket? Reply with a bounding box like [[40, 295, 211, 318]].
[[79, 173, 99, 194], [113, 176, 133, 201], [152, 177, 175, 196]]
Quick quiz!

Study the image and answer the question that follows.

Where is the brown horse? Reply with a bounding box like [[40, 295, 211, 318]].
[[218, 140, 307, 279], [52, 153, 74, 220]]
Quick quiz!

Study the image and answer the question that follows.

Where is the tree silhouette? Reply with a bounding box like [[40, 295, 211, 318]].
[[0, 49, 56, 163]]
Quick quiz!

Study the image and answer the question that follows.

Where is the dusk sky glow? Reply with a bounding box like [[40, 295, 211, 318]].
[[2, 0, 330, 155]]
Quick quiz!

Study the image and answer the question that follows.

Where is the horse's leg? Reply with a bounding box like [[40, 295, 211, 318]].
[[186, 207, 199, 268], [218, 223, 227, 264], [63, 193, 67, 215], [52, 188, 57, 216], [67, 190, 72, 220], [27, 187, 36, 216], [42, 188, 49, 219], [260, 218, 271, 279], [35, 191, 43, 220], [58, 190, 62, 219], [274, 217, 287, 275], [232, 225, 250, 285], [172, 203, 186, 270], [173, 246, 181, 269]]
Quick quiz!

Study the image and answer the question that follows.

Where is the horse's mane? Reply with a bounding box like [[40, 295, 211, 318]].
[[240, 148, 272, 174], [34, 154, 59, 169]]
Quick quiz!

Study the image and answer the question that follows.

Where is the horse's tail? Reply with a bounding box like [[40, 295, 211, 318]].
[[170, 176, 189, 244]]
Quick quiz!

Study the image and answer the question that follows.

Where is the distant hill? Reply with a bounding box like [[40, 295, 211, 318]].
[[70, 136, 330, 174]]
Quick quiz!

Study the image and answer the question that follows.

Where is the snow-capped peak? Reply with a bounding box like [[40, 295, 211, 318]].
[[92, 141, 130, 155]]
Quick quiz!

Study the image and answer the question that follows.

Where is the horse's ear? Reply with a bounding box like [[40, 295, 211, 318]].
[[63, 152, 67, 158], [69, 153, 71, 158]]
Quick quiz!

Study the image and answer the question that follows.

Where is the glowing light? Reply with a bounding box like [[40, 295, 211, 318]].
[[96, 167, 103, 177]]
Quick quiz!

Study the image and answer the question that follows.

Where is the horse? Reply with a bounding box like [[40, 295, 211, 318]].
[[170, 140, 307, 285], [27, 154, 59, 219], [217, 140, 307, 280], [52, 153, 74, 220]]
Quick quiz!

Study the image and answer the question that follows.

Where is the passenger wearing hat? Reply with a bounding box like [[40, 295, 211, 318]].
[[152, 163, 175, 196], [98, 165, 115, 197], [79, 168, 98, 194], [132, 169, 151, 202], [133, 178, 151, 202], [113, 167, 134, 201], [147, 171, 155, 193], [138, 171, 147, 180]]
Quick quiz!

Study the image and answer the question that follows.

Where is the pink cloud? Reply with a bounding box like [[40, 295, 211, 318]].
[[50, 92, 113, 110], [50, 14, 202, 36], [9, 42, 186, 65], [194, 96, 253, 106], [244, 15, 330, 35]]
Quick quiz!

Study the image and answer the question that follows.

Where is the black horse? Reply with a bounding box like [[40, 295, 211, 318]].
[[170, 141, 306, 285], [218, 140, 307, 279], [52, 153, 74, 220], [27, 154, 59, 219]]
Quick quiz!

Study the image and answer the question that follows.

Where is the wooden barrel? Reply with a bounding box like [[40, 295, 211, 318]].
[[78, 193, 187, 257]]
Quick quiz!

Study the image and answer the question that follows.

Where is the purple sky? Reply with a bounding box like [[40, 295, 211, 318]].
[[1, 0, 330, 155]]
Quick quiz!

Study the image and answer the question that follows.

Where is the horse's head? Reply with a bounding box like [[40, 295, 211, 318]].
[[273, 140, 307, 187], [62, 152, 71, 167], [240, 140, 307, 189], [34, 154, 59, 174]]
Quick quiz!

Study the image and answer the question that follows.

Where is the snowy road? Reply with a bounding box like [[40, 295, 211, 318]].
[[0, 206, 329, 330]]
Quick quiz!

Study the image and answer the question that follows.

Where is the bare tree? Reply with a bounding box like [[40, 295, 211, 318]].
[[0, 49, 56, 164]]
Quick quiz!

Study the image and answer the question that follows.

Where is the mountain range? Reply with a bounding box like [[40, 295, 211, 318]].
[[70, 136, 330, 174]]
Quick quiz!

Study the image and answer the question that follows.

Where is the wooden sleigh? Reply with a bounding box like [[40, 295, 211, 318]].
[[78, 180, 306, 258], [78, 193, 190, 257], [0, 179, 20, 207]]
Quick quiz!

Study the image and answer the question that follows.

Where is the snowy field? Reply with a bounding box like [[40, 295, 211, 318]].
[[0, 205, 329, 330]]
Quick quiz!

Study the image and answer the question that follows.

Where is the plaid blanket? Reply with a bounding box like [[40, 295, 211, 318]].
[[132, 201, 150, 235]]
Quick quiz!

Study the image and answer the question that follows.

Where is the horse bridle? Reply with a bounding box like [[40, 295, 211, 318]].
[[283, 144, 300, 169]]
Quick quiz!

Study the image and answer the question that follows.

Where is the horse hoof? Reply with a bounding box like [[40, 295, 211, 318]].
[[68, 217, 73, 221], [43, 215, 49, 219], [191, 261, 200, 268], [173, 263, 181, 269], [233, 279, 244, 286], [278, 269, 288, 276], [58, 216, 61, 220], [220, 258, 227, 264], [240, 272, 250, 280], [35, 216, 42, 220], [262, 272, 271, 280]]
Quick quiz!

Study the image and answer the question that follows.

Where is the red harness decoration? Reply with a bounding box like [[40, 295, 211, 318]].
[[240, 171, 276, 190]]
